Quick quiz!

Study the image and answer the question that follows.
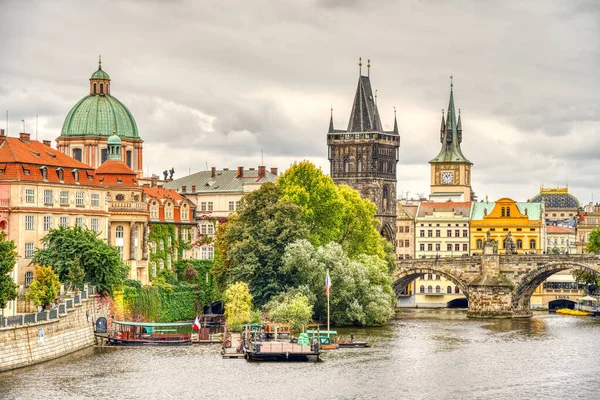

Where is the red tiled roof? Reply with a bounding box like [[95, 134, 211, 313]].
[[546, 225, 575, 234], [143, 187, 185, 203], [95, 160, 136, 175], [0, 137, 91, 168]]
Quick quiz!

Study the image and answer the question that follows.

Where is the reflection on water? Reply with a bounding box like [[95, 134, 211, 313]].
[[2, 310, 600, 399]]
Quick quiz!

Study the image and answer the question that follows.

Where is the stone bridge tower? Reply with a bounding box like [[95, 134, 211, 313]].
[[327, 59, 400, 243]]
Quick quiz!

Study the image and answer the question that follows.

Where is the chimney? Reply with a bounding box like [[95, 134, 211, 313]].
[[191, 185, 196, 192], [258, 165, 266, 176], [270, 167, 278, 175], [181, 185, 187, 193], [0, 129, 5, 143], [223, 168, 229, 171], [237, 166, 244, 177], [211, 167, 216, 177], [19, 132, 30, 141], [43, 140, 51, 147]]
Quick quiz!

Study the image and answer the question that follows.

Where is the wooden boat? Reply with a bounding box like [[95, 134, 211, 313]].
[[107, 320, 193, 346], [241, 324, 321, 361], [306, 330, 338, 350], [337, 334, 370, 348]]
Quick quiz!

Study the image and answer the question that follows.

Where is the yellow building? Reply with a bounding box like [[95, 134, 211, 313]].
[[470, 198, 545, 254], [530, 271, 584, 310]]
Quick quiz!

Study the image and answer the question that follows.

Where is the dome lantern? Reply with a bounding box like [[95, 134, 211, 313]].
[[90, 55, 111, 95], [107, 133, 122, 161]]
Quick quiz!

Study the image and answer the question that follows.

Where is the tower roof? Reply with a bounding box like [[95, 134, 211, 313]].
[[347, 75, 383, 132], [430, 79, 471, 164], [91, 55, 110, 80]]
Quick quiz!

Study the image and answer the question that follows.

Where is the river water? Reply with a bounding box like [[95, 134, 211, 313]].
[[2, 310, 600, 400]]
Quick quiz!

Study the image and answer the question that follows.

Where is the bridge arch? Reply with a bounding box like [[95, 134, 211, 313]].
[[512, 261, 600, 311], [394, 267, 470, 297]]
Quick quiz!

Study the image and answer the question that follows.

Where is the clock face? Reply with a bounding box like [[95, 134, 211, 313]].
[[441, 172, 454, 184]]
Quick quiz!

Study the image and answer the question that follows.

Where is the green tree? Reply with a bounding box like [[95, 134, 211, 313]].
[[264, 290, 313, 332], [586, 227, 600, 254], [32, 226, 129, 295], [0, 231, 18, 310], [65, 258, 86, 294], [278, 161, 385, 258], [282, 240, 394, 326], [223, 281, 253, 331], [26, 265, 60, 309], [214, 183, 310, 306], [572, 270, 600, 293]]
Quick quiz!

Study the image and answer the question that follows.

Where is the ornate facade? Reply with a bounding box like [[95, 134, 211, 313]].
[[429, 81, 473, 202], [327, 61, 400, 242]]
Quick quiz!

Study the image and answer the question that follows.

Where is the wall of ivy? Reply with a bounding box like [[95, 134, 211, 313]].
[[147, 223, 192, 280], [120, 283, 199, 322]]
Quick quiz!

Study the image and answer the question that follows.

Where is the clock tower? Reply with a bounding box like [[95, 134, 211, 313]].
[[429, 79, 473, 201]]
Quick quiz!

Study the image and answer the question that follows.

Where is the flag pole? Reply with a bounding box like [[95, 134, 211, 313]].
[[327, 289, 330, 338]]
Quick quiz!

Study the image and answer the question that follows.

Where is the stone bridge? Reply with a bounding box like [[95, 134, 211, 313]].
[[395, 254, 600, 318]]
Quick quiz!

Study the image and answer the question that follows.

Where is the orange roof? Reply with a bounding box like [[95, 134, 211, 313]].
[[95, 160, 136, 175], [0, 136, 91, 169], [546, 225, 575, 234], [143, 187, 188, 203]]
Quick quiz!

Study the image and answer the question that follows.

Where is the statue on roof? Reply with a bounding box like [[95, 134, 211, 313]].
[[163, 170, 168, 180], [504, 232, 516, 255], [169, 168, 175, 180]]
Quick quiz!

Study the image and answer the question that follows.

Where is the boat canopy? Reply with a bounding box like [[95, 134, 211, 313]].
[[112, 320, 193, 327], [306, 330, 337, 335]]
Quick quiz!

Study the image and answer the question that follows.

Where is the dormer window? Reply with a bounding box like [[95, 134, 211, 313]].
[[72, 169, 79, 183], [40, 166, 48, 181], [56, 167, 64, 182]]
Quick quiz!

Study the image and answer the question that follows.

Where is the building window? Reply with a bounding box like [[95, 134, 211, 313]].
[[404, 240, 409, 247], [455, 243, 460, 251], [118, 246, 124, 260], [235, 201, 240, 210], [420, 230, 425, 237], [476, 239, 482, 249], [447, 244, 452, 251], [435, 230, 440, 237], [60, 216, 69, 227], [516, 239, 523, 249], [101, 149, 108, 164], [462, 244, 468, 251], [43, 190, 53, 205], [463, 230, 468, 237], [436, 285, 441, 293], [447, 230, 452, 237], [165, 205, 173, 220], [91, 193, 100, 207], [435, 243, 441, 251], [126, 150, 132, 168], [168, 236, 172, 247], [436, 274, 441, 280], [229, 201, 235, 212], [60, 191, 69, 205], [75, 217, 84, 228], [208, 202, 213, 211], [25, 215, 34, 230], [76, 192, 84, 207], [25, 271, 34, 287], [167, 254, 171, 268], [72, 148, 82, 161], [427, 244, 433, 251], [447, 286, 452, 294], [201, 202, 207, 211], [427, 285, 433, 293], [116, 226, 124, 238], [181, 204, 189, 220], [419, 244, 425, 251], [419, 285, 425, 293], [344, 158, 349, 173], [151, 207, 158, 219], [159, 239, 164, 250], [73, 169, 79, 182], [398, 240, 404, 248], [455, 230, 460, 237], [150, 242, 156, 254], [25, 188, 35, 203], [427, 230, 432, 237], [398, 226, 404, 233], [43, 216, 53, 231], [25, 242, 35, 258], [406, 226, 410, 233], [91, 218, 99, 232], [530, 239, 536, 249], [455, 286, 460, 294], [357, 160, 362, 173], [501, 207, 506, 217], [506, 207, 511, 217]]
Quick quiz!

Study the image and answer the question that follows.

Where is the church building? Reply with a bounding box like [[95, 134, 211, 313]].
[[327, 59, 400, 242]]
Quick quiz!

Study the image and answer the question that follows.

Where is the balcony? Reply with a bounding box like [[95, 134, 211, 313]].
[[109, 201, 147, 211], [0, 198, 9, 208]]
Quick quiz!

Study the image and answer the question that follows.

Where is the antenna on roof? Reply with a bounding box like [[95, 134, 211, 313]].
[[36, 115, 38, 140], [205, 161, 208, 171], [5, 110, 7, 136], [261, 149, 264, 165], [21, 119, 25, 132]]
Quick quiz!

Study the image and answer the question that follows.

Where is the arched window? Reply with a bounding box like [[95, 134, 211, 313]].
[[476, 239, 483, 249], [100, 83, 104, 94], [419, 285, 425, 293], [357, 160, 362, 173], [447, 285, 452, 294], [427, 285, 433, 293], [436, 275, 441, 280], [25, 271, 34, 287], [116, 225, 124, 238], [455, 286, 460, 294], [530, 239, 536, 249], [344, 157, 349, 173], [435, 285, 441, 293], [501, 207, 506, 217], [506, 207, 511, 217], [516, 239, 523, 249], [72, 148, 82, 162], [126, 150, 132, 168], [93, 83, 97, 93], [101, 149, 108, 164]]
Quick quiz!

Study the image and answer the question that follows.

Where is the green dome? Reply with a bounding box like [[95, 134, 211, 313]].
[[91, 68, 110, 80], [60, 94, 139, 140], [107, 134, 121, 145]]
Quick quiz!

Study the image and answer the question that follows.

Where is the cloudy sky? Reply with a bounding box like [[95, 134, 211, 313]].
[[1, 0, 598, 203]]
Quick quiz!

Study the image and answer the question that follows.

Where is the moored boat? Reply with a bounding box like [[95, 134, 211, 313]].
[[555, 308, 591, 317], [241, 324, 321, 361], [107, 320, 193, 346]]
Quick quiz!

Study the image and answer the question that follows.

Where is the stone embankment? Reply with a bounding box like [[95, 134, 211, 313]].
[[0, 295, 108, 372]]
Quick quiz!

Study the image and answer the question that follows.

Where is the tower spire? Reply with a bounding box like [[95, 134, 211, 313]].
[[328, 106, 334, 133], [98, 54, 102, 70], [440, 109, 445, 143], [367, 59, 371, 77], [359, 57, 362, 76], [393, 106, 399, 134], [457, 108, 462, 143]]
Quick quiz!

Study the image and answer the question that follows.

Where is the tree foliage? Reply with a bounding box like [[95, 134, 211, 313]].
[[0, 231, 18, 309], [26, 265, 60, 308], [264, 289, 314, 332], [214, 183, 310, 306], [32, 226, 129, 295], [572, 270, 600, 293], [223, 282, 253, 331], [586, 227, 600, 254], [282, 240, 394, 326]]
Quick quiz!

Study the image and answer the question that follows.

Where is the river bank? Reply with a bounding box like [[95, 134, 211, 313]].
[[2, 309, 600, 399]]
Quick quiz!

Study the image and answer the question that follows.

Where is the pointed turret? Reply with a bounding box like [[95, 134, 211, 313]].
[[328, 107, 334, 133], [393, 107, 399, 135], [347, 67, 383, 132], [457, 109, 462, 143], [440, 109, 445, 143]]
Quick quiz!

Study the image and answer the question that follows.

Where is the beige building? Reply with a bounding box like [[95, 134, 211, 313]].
[[577, 203, 600, 254], [0, 131, 110, 293], [546, 225, 576, 254], [164, 166, 279, 259], [530, 271, 584, 310], [395, 201, 418, 260]]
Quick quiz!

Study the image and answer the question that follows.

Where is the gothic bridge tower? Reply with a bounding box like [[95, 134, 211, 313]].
[[327, 59, 400, 243], [429, 78, 473, 201]]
